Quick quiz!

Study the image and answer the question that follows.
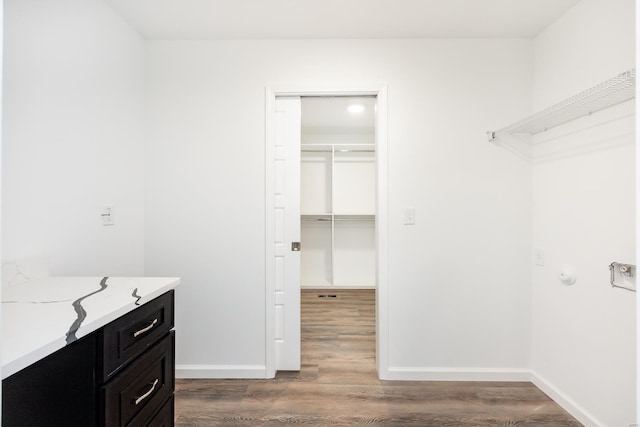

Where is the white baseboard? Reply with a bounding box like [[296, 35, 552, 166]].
[[530, 371, 603, 427], [177, 364, 528, 382], [385, 366, 532, 382], [176, 365, 269, 379]]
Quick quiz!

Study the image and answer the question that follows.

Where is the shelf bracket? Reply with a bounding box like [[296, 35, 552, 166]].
[[609, 261, 636, 292]]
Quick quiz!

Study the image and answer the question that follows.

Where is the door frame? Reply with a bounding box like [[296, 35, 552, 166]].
[[265, 84, 389, 379]]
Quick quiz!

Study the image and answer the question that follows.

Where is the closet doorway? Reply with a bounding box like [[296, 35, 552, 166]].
[[299, 96, 377, 377], [300, 96, 377, 289], [265, 85, 389, 379]]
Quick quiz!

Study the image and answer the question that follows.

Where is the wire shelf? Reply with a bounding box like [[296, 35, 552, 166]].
[[488, 69, 635, 141]]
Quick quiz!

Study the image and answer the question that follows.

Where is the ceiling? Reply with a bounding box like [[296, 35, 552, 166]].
[[302, 97, 375, 133], [105, 0, 581, 40]]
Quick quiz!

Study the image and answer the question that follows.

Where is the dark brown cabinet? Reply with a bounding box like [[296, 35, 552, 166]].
[[2, 290, 175, 427]]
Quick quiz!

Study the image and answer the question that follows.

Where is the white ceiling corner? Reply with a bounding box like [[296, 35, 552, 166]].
[[104, 0, 581, 40]]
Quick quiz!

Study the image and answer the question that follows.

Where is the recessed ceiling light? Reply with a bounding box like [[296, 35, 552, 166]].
[[347, 104, 365, 113]]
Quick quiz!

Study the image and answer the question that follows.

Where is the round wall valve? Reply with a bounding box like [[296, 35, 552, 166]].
[[558, 266, 577, 285]]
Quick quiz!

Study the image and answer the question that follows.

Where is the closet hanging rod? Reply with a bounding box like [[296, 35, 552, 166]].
[[301, 217, 375, 222], [301, 149, 375, 153], [488, 68, 636, 141]]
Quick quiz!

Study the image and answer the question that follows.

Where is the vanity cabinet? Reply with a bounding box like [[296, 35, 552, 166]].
[[2, 290, 175, 427]]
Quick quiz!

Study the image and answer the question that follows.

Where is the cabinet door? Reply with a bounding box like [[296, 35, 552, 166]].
[[2, 333, 98, 427]]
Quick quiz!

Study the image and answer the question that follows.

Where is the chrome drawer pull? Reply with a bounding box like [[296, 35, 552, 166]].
[[133, 318, 158, 338], [135, 378, 159, 405]]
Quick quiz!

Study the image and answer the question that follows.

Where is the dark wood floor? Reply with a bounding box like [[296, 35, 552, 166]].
[[175, 290, 582, 426]]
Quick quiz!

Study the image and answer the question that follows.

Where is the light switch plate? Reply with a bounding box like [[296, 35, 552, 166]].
[[101, 205, 114, 226], [403, 208, 415, 225]]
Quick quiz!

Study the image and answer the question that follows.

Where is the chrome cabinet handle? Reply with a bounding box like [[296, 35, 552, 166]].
[[134, 378, 159, 405], [133, 318, 158, 338]]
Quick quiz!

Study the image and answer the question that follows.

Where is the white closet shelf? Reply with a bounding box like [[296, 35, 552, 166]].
[[334, 213, 375, 219], [302, 143, 376, 153], [488, 68, 635, 142], [302, 214, 332, 222], [302, 214, 375, 222]]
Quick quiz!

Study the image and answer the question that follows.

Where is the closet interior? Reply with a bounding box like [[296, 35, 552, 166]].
[[300, 97, 377, 289]]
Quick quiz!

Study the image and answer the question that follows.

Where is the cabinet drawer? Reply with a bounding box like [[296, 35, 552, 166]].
[[101, 332, 174, 427], [100, 291, 174, 380], [147, 395, 174, 427]]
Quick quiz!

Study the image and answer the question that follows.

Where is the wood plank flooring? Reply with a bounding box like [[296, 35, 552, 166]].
[[175, 290, 582, 426]]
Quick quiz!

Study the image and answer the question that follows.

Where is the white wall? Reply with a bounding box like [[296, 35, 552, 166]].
[[145, 39, 533, 378], [531, 1, 636, 426], [2, 0, 146, 276]]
